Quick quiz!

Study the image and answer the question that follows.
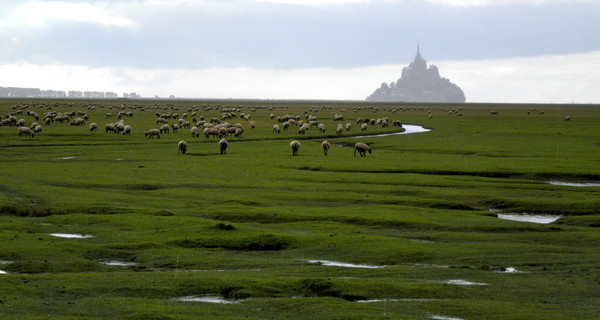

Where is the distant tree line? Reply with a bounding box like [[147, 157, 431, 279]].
[[0, 86, 134, 99]]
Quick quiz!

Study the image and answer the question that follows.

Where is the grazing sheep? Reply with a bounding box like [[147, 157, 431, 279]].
[[18, 127, 34, 137], [273, 124, 280, 133], [361, 123, 368, 131], [204, 127, 220, 138], [89, 123, 97, 132], [318, 123, 326, 133], [490, 111, 499, 115], [290, 140, 301, 156], [345, 122, 351, 131], [123, 125, 132, 135], [191, 126, 199, 137], [564, 116, 571, 121], [218, 138, 228, 154], [234, 128, 243, 138], [145, 129, 161, 139], [354, 142, 372, 157], [298, 125, 308, 134], [105, 123, 117, 133], [336, 125, 343, 136], [33, 125, 43, 134], [178, 140, 187, 154], [172, 123, 179, 133], [250, 121, 256, 129], [322, 140, 331, 156], [160, 124, 170, 134]]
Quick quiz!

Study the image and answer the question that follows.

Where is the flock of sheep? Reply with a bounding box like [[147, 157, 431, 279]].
[[2, 102, 418, 157]]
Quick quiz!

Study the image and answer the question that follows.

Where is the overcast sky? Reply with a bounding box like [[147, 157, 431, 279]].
[[1, 0, 599, 103]]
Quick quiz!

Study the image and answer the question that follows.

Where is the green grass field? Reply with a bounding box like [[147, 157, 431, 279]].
[[0, 98, 599, 319]]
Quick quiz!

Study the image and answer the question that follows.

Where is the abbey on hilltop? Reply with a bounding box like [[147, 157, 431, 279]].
[[366, 46, 466, 103]]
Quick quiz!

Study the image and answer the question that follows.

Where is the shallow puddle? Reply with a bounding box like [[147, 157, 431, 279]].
[[430, 315, 464, 320], [356, 298, 439, 303], [546, 181, 600, 187], [495, 267, 522, 273], [175, 295, 240, 304], [51, 156, 76, 160], [306, 259, 385, 269], [0, 270, 8, 274], [98, 260, 137, 266], [497, 213, 562, 224], [49, 233, 94, 239], [441, 279, 488, 286], [352, 124, 431, 138]]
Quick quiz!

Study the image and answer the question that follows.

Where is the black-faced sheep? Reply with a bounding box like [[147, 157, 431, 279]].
[[361, 123, 368, 131], [290, 140, 301, 156], [345, 122, 351, 131], [273, 124, 280, 133], [89, 123, 97, 132], [219, 138, 228, 154], [178, 140, 187, 154], [123, 125, 132, 135], [322, 140, 331, 156], [354, 142, 372, 157], [160, 124, 170, 134], [33, 125, 43, 134], [145, 129, 161, 139], [318, 123, 326, 133]]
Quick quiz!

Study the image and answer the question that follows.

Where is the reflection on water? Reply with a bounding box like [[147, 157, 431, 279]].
[[307, 259, 385, 269], [546, 181, 600, 187], [49, 233, 94, 239], [497, 214, 562, 224], [176, 295, 240, 304], [351, 124, 430, 138]]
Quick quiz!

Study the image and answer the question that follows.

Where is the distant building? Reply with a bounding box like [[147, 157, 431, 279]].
[[366, 46, 466, 103]]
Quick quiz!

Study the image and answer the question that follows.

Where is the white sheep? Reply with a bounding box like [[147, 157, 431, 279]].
[[89, 123, 98, 132], [232, 128, 242, 138], [361, 123, 368, 132], [345, 122, 351, 131], [219, 138, 228, 154], [322, 140, 331, 156], [191, 126, 199, 137], [273, 124, 280, 133], [178, 140, 187, 154], [123, 125, 132, 135], [354, 142, 372, 157], [145, 129, 161, 139], [290, 140, 301, 156], [33, 125, 43, 134], [18, 127, 34, 137], [318, 123, 326, 133], [160, 124, 170, 134]]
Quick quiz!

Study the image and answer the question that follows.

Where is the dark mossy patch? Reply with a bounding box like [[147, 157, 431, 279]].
[[172, 234, 290, 251], [299, 279, 365, 301], [213, 223, 236, 231]]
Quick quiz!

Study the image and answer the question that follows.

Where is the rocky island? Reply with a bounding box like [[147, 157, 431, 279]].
[[366, 46, 466, 103]]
